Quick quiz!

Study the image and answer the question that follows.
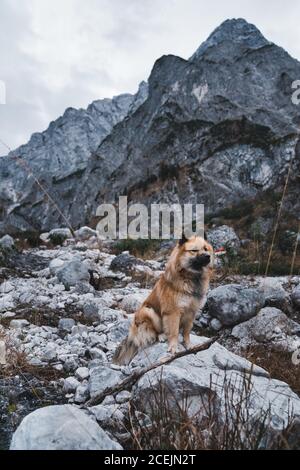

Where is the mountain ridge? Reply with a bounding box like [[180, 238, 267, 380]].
[[0, 18, 299, 236]]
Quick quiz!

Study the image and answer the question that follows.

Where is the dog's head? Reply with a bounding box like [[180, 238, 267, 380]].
[[175, 235, 214, 274]]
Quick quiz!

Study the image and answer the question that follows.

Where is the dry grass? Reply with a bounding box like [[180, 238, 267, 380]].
[[0, 333, 65, 382], [243, 344, 300, 397], [125, 370, 299, 450]]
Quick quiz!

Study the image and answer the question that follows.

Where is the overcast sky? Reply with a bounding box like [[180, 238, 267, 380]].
[[0, 0, 299, 153]]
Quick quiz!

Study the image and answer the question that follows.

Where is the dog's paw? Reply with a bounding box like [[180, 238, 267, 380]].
[[167, 344, 179, 355], [182, 340, 191, 350], [158, 333, 167, 343]]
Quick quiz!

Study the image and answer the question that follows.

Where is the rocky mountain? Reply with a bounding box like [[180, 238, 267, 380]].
[[0, 18, 299, 236], [76, 18, 300, 224], [0, 82, 148, 235]]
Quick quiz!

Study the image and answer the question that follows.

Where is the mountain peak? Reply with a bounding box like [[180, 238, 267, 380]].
[[190, 18, 271, 61]]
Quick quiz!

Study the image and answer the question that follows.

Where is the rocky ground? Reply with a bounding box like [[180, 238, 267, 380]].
[[0, 227, 300, 450]]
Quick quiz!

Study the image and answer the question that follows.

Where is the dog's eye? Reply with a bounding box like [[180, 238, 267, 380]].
[[204, 246, 208, 251], [188, 250, 198, 254]]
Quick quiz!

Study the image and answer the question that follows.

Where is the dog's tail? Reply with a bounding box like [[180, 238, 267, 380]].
[[113, 308, 159, 365]]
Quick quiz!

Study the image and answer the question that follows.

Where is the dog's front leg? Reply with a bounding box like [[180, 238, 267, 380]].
[[181, 311, 195, 349], [163, 311, 180, 355]]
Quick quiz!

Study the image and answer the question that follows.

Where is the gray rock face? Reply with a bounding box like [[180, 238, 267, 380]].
[[0, 85, 148, 236], [1, 19, 299, 236], [207, 284, 264, 326], [10, 405, 122, 450]]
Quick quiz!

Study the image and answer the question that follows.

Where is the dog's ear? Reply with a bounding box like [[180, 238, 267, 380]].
[[178, 234, 188, 246]]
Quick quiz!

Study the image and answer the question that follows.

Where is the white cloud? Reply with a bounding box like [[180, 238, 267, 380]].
[[0, 0, 299, 152]]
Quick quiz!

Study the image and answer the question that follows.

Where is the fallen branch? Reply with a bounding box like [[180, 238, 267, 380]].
[[85, 336, 218, 407]]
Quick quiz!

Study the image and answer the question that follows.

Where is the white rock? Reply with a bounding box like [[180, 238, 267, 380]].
[[207, 284, 264, 326], [10, 319, 29, 329], [63, 377, 80, 393], [0, 234, 15, 250], [75, 367, 90, 381], [210, 318, 223, 331], [10, 405, 122, 450], [74, 384, 90, 404], [0, 281, 14, 294], [132, 335, 300, 445], [89, 366, 123, 399], [115, 390, 131, 404]]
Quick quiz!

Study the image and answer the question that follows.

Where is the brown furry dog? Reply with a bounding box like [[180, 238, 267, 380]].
[[113, 235, 214, 365]]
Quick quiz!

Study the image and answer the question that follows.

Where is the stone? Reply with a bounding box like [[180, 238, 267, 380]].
[[0, 234, 15, 250], [121, 291, 150, 313], [10, 405, 122, 450], [42, 343, 58, 362], [74, 384, 90, 404], [132, 335, 300, 446], [75, 367, 90, 381], [56, 259, 90, 289], [210, 318, 223, 331], [63, 377, 80, 393], [49, 258, 65, 276], [207, 225, 240, 252], [58, 318, 76, 333], [291, 285, 300, 309], [110, 253, 139, 274], [75, 227, 98, 241], [231, 307, 300, 352], [90, 404, 125, 429], [207, 284, 264, 326], [48, 228, 73, 245], [115, 390, 132, 404], [89, 366, 123, 399], [258, 278, 289, 310], [10, 319, 29, 329], [0, 281, 14, 294]]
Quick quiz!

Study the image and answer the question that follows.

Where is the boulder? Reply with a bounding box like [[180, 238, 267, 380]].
[[110, 253, 139, 274], [56, 259, 90, 289], [0, 234, 15, 251], [48, 228, 73, 245], [10, 405, 122, 450], [75, 227, 98, 241], [63, 377, 80, 393], [207, 225, 240, 252], [89, 366, 123, 399], [207, 284, 263, 326], [232, 307, 300, 352], [58, 318, 76, 333], [258, 278, 289, 310], [121, 290, 150, 313], [132, 335, 300, 448]]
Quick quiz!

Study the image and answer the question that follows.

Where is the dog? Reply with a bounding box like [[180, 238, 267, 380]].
[[113, 235, 214, 365]]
